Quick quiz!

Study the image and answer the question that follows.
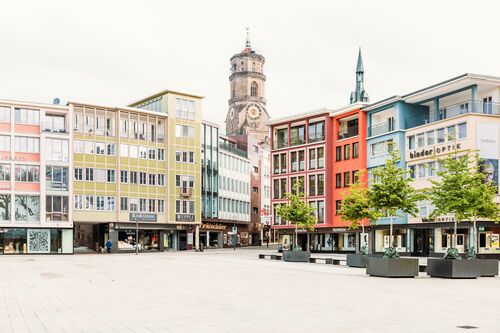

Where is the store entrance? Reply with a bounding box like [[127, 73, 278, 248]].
[[412, 229, 432, 256], [178, 231, 187, 251]]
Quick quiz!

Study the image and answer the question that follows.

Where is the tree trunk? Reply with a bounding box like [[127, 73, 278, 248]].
[[390, 216, 394, 248], [473, 216, 477, 252], [453, 219, 458, 248], [295, 223, 298, 248], [306, 232, 310, 252]]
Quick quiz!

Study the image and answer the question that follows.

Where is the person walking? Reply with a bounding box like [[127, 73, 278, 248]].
[[266, 235, 269, 248], [105, 239, 112, 254]]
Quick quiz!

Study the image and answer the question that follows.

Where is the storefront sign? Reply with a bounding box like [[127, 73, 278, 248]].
[[421, 216, 456, 223], [408, 143, 461, 160], [129, 213, 157, 222], [332, 228, 347, 232], [176, 214, 195, 222], [201, 223, 226, 230]]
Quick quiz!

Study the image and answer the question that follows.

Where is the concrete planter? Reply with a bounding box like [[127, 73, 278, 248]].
[[283, 250, 311, 262], [476, 259, 499, 277], [427, 259, 480, 279], [346, 253, 369, 268], [366, 257, 419, 278]]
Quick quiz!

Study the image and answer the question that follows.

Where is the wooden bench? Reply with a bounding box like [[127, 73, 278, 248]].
[[259, 254, 282, 260], [309, 257, 333, 264]]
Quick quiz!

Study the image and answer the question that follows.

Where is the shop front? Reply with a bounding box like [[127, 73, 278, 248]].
[[1, 228, 73, 254], [374, 227, 409, 254], [275, 228, 366, 253], [199, 222, 225, 248], [478, 226, 500, 255]]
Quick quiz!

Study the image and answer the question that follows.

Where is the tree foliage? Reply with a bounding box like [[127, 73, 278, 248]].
[[429, 151, 500, 259]]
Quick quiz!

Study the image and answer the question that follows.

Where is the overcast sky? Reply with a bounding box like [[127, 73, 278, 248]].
[[1, 0, 499, 132]]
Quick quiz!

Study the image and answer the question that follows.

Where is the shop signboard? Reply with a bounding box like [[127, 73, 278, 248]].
[[176, 214, 195, 222], [129, 213, 157, 222], [408, 143, 461, 160], [201, 223, 226, 230]]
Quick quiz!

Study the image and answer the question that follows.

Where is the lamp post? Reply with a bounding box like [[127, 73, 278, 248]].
[[232, 223, 237, 250], [135, 220, 139, 255]]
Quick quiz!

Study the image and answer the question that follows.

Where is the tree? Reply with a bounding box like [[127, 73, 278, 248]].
[[429, 151, 500, 259], [337, 171, 382, 254], [275, 180, 317, 251], [369, 150, 423, 258]]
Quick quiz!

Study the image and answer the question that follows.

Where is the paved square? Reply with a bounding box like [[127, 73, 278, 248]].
[[0, 249, 498, 333]]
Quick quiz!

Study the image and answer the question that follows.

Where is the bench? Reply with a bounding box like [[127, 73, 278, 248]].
[[309, 257, 333, 264], [259, 254, 282, 260], [419, 265, 427, 272], [332, 259, 346, 266]]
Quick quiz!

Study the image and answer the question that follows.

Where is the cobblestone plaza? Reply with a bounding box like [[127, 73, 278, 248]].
[[0, 249, 498, 333]]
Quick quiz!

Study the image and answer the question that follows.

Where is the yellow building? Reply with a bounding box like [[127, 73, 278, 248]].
[[71, 90, 202, 252]]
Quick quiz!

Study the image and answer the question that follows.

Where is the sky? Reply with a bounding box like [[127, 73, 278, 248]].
[[1, 0, 500, 133]]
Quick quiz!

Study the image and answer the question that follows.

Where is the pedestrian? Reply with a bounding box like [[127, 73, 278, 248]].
[[266, 236, 269, 248], [105, 239, 112, 254]]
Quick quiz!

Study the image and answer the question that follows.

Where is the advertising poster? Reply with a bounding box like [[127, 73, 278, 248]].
[[476, 123, 499, 159], [479, 159, 499, 188]]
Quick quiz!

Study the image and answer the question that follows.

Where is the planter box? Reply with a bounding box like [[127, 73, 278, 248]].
[[347, 253, 369, 268], [427, 259, 480, 279], [476, 259, 498, 277], [366, 257, 419, 278], [283, 250, 311, 262]]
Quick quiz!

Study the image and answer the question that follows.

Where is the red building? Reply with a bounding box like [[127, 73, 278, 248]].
[[270, 103, 367, 252]]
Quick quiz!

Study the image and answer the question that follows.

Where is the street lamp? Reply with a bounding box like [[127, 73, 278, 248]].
[[136, 219, 139, 255]]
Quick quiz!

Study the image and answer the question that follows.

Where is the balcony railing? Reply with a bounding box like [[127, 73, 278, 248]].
[[219, 142, 247, 158], [338, 126, 359, 140], [405, 100, 500, 129]]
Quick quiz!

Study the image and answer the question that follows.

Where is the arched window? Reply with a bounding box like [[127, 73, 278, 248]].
[[251, 82, 258, 97]]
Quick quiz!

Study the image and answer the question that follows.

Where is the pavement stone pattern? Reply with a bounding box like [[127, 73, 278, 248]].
[[0, 248, 498, 333]]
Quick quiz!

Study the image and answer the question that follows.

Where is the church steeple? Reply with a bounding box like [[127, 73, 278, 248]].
[[350, 48, 369, 104], [245, 27, 251, 49]]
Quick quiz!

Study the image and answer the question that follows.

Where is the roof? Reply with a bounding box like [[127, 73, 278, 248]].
[[128, 89, 204, 107], [267, 108, 331, 126], [0, 98, 68, 110], [68, 100, 168, 117]]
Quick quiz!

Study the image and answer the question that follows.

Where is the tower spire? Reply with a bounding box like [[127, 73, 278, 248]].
[[245, 27, 251, 49], [350, 47, 369, 104]]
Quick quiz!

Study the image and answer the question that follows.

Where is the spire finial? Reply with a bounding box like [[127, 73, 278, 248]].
[[356, 47, 364, 73], [245, 27, 251, 48]]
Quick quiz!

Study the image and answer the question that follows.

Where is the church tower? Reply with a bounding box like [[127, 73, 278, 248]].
[[350, 48, 369, 104], [225, 29, 269, 142]]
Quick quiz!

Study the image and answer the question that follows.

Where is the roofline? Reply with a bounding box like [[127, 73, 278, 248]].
[[328, 102, 368, 117], [267, 108, 331, 126], [0, 98, 69, 110], [362, 95, 404, 111], [202, 119, 220, 128], [128, 89, 204, 107], [68, 101, 168, 117]]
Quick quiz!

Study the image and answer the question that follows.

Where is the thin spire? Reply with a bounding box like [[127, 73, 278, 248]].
[[356, 47, 364, 73], [245, 27, 251, 48]]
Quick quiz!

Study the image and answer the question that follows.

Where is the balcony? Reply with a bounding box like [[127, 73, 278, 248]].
[[369, 120, 395, 137], [181, 187, 192, 197], [219, 142, 247, 158], [404, 100, 500, 129], [338, 125, 358, 140]]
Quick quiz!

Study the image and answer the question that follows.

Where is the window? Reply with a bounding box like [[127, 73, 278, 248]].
[[317, 201, 325, 223], [106, 143, 115, 156], [426, 131, 435, 146], [130, 171, 137, 184], [317, 174, 324, 195], [275, 128, 288, 149], [74, 168, 83, 181], [46, 166, 69, 191], [447, 125, 456, 141], [85, 141, 95, 154], [308, 121, 325, 142], [273, 155, 280, 174], [120, 170, 128, 183], [253, 166, 258, 174], [15, 195, 40, 221], [43, 114, 66, 133], [175, 125, 195, 138], [74, 195, 84, 210], [45, 195, 69, 221], [458, 123, 466, 139], [158, 174, 165, 186], [139, 198, 147, 212], [335, 146, 342, 161], [107, 197, 115, 211], [95, 142, 105, 155], [309, 175, 316, 196], [251, 82, 258, 97], [428, 162, 436, 177], [74, 140, 84, 154], [96, 196, 105, 211], [280, 179, 287, 198], [291, 152, 297, 172], [0, 106, 11, 123], [408, 135, 415, 149], [317, 147, 324, 168], [417, 133, 425, 148], [139, 172, 147, 185], [148, 174, 156, 186], [129, 198, 138, 212], [409, 165, 415, 179], [0, 164, 10, 181], [436, 128, 445, 144], [335, 200, 342, 215], [107, 170, 115, 183], [309, 149, 316, 169], [15, 165, 40, 182], [298, 150, 305, 171], [74, 111, 83, 133], [343, 171, 350, 187], [149, 199, 156, 212], [280, 153, 287, 173], [120, 197, 128, 211], [46, 138, 69, 162], [290, 125, 305, 146], [370, 139, 393, 157], [352, 170, 359, 184], [344, 144, 351, 160], [158, 200, 165, 213], [336, 173, 342, 188], [273, 179, 280, 199], [158, 149, 165, 161], [417, 164, 426, 178], [85, 195, 94, 210], [352, 142, 359, 158], [148, 148, 156, 160], [15, 108, 39, 125], [483, 96, 493, 114], [175, 98, 196, 120], [139, 147, 147, 159], [15, 136, 39, 153], [85, 168, 94, 181]]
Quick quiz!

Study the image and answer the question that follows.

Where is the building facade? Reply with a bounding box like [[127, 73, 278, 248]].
[[0, 99, 73, 254]]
